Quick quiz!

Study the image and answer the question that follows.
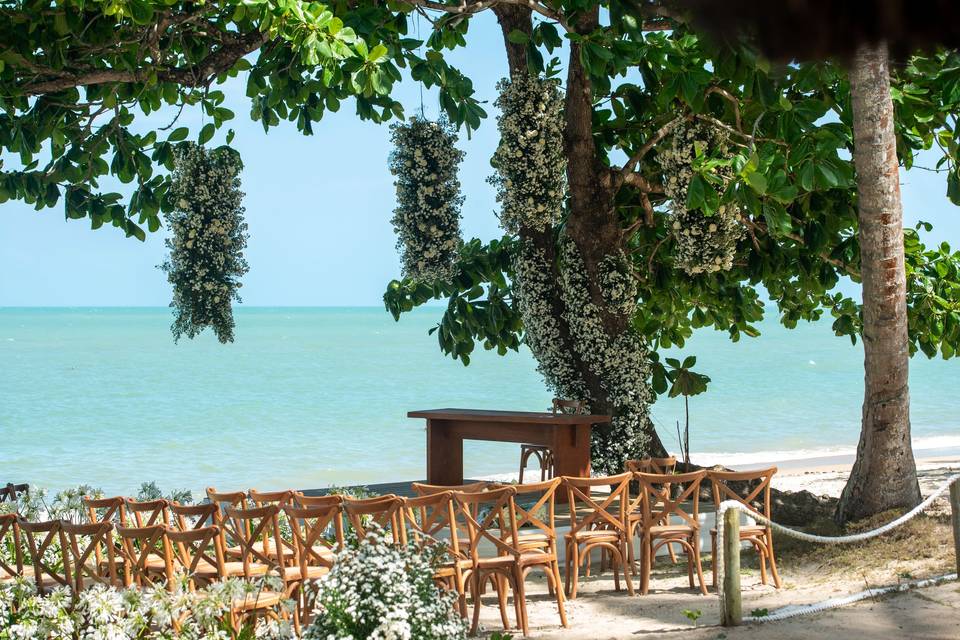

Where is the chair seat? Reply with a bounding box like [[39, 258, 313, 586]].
[[565, 529, 622, 542], [308, 546, 336, 560], [649, 524, 698, 536], [509, 531, 551, 550], [222, 561, 270, 577], [226, 541, 294, 560], [284, 564, 330, 581], [709, 525, 768, 536], [477, 550, 553, 570], [232, 591, 283, 611], [434, 558, 473, 578]]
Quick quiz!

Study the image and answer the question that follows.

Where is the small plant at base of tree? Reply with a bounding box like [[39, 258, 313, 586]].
[[682, 608, 703, 626]]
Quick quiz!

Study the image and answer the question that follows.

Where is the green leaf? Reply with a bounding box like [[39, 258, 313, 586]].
[[198, 123, 215, 146], [167, 127, 189, 142], [507, 29, 530, 44]]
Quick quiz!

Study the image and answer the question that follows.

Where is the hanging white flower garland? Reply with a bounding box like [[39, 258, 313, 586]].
[[161, 142, 249, 344], [659, 121, 743, 275], [488, 75, 566, 234], [389, 116, 465, 282]]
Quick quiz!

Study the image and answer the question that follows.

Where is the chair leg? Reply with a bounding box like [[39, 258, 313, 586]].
[[766, 533, 783, 589], [621, 539, 635, 596], [470, 572, 483, 636], [692, 538, 708, 596], [612, 546, 621, 592], [757, 540, 769, 585], [711, 532, 718, 589], [496, 574, 511, 630], [568, 544, 580, 600], [551, 561, 568, 628], [640, 534, 651, 595], [686, 542, 695, 589], [513, 565, 529, 637]]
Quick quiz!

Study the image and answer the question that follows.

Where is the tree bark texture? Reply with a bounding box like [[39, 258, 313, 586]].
[[836, 42, 921, 523]]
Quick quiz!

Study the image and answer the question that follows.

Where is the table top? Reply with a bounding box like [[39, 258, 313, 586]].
[[407, 408, 612, 425]]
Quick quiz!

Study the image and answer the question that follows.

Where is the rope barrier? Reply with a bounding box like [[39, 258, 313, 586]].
[[716, 472, 960, 625]]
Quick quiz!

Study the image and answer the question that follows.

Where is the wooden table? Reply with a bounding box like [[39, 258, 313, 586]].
[[408, 408, 611, 486]]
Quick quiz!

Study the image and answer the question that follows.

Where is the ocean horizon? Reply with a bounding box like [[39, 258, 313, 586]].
[[1, 305, 957, 496]]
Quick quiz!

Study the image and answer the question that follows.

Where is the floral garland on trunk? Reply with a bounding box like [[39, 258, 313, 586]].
[[659, 121, 743, 275], [161, 143, 249, 344], [389, 117, 465, 282]]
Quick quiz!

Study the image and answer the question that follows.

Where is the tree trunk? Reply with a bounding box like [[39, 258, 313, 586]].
[[492, 6, 668, 468], [836, 42, 921, 524]]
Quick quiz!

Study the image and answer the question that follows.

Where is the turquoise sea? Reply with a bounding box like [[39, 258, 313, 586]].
[[1, 307, 957, 495]]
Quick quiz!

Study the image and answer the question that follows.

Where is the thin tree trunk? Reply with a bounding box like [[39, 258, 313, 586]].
[[836, 42, 921, 524]]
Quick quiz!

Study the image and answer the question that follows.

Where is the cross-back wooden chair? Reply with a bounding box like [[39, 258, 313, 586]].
[[633, 470, 708, 595], [20, 519, 70, 594], [625, 456, 680, 566], [518, 399, 587, 484], [62, 520, 119, 591], [206, 488, 252, 559], [125, 498, 170, 527], [170, 502, 218, 532], [708, 467, 781, 589], [283, 499, 344, 629], [562, 472, 635, 599], [84, 496, 127, 526], [342, 495, 405, 544], [1, 483, 29, 504], [249, 490, 296, 563], [221, 505, 290, 632], [400, 491, 471, 617], [0, 514, 23, 581], [164, 525, 227, 591], [117, 525, 168, 588]]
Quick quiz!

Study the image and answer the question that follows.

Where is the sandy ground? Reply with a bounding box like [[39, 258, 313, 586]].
[[473, 453, 960, 639]]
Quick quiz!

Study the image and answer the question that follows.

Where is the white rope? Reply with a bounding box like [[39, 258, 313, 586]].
[[744, 572, 958, 622], [715, 473, 959, 622]]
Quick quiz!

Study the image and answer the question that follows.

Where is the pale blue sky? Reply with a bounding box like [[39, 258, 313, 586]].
[[0, 14, 957, 306]]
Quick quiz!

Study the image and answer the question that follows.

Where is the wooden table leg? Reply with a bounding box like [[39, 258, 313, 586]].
[[426, 419, 464, 485]]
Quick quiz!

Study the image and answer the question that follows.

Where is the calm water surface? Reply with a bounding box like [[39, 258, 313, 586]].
[[1, 307, 957, 494]]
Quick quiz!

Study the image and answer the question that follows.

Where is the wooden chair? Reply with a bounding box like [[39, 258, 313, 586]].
[[518, 399, 586, 484], [84, 495, 127, 526], [1, 483, 29, 504], [117, 525, 168, 588], [20, 519, 70, 594], [400, 491, 471, 618], [125, 498, 171, 527], [206, 488, 252, 560], [62, 520, 119, 591], [170, 502, 218, 531], [221, 505, 290, 631], [411, 481, 492, 496], [249, 490, 296, 563], [625, 456, 679, 566], [708, 467, 782, 589], [633, 470, 708, 595], [163, 525, 228, 591], [0, 514, 23, 581], [342, 495, 405, 544], [283, 498, 344, 628], [562, 473, 634, 599]]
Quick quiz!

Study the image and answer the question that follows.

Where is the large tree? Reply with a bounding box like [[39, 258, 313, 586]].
[[3, 1, 960, 476]]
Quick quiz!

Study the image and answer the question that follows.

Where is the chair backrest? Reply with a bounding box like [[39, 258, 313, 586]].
[[342, 495, 405, 543], [169, 502, 218, 531], [164, 525, 226, 591], [410, 481, 492, 496], [294, 493, 344, 508], [0, 513, 23, 578], [563, 473, 632, 537], [400, 492, 461, 554], [84, 496, 127, 526], [634, 470, 707, 530], [125, 498, 170, 527], [223, 505, 287, 580], [19, 519, 70, 592], [249, 489, 295, 508], [551, 398, 587, 415], [117, 525, 168, 588], [452, 486, 521, 562], [283, 501, 344, 572], [708, 467, 777, 521], [625, 456, 677, 475], [62, 520, 118, 590], [1, 483, 29, 504], [502, 477, 561, 544]]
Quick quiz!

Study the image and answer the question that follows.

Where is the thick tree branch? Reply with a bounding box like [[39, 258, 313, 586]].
[[620, 114, 688, 175], [17, 30, 269, 96]]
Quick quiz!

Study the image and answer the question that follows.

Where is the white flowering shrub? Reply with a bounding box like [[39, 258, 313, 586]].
[[304, 530, 465, 640], [559, 239, 653, 473], [389, 117, 465, 283], [161, 143, 249, 344], [489, 75, 566, 234], [0, 577, 293, 639], [658, 122, 743, 275]]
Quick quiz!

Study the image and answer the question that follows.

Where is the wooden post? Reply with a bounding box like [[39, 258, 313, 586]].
[[721, 507, 742, 626], [950, 480, 960, 577]]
